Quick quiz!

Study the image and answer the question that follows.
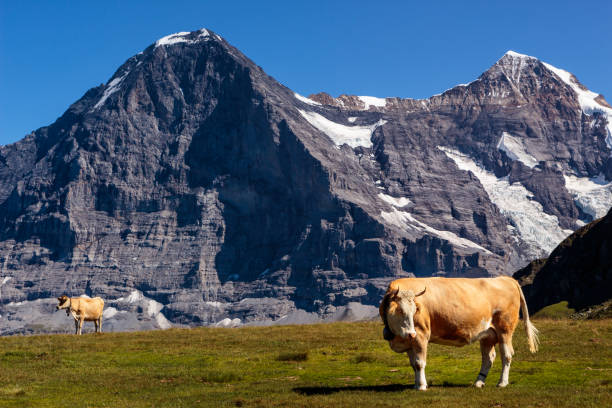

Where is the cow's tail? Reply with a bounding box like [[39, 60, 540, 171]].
[[518, 283, 539, 353]]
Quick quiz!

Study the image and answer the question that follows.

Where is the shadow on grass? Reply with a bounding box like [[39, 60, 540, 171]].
[[294, 382, 469, 395]]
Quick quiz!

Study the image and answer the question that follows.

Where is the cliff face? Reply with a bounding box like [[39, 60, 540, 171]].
[[514, 208, 612, 313], [0, 30, 611, 331]]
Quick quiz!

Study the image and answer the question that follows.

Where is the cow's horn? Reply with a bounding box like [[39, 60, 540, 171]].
[[415, 287, 426, 297], [391, 287, 399, 297]]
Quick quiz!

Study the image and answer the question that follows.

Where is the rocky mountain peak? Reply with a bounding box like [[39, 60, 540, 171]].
[[475, 50, 546, 98], [487, 50, 612, 113], [500, 50, 538, 61], [0, 30, 611, 332], [84, 26, 268, 122]]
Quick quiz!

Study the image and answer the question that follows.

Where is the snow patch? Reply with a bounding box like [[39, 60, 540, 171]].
[[155, 29, 210, 47], [438, 146, 570, 257], [116, 290, 162, 314], [563, 174, 612, 220], [112, 290, 172, 329], [145, 299, 163, 317], [380, 209, 491, 253], [117, 290, 143, 304], [116, 291, 162, 317], [156, 31, 191, 46], [214, 318, 241, 328], [496, 132, 539, 168], [504, 50, 537, 60], [103, 307, 118, 319], [358, 96, 387, 109], [543, 61, 612, 156], [294, 93, 321, 106], [378, 193, 411, 208], [1, 277, 11, 285], [298, 109, 386, 148], [155, 313, 172, 329], [92, 70, 129, 110], [348, 117, 357, 123]]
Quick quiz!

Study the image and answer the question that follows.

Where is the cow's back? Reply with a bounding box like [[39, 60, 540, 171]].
[[389, 277, 520, 344], [74, 297, 104, 320]]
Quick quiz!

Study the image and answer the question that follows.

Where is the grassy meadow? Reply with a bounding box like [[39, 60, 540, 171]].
[[0, 318, 610, 407]]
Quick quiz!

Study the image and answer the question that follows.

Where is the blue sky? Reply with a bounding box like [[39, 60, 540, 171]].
[[1, 0, 610, 145]]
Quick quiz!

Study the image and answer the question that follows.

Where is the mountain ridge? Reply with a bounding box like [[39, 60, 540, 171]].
[[306, 50, 611, 117], [0, 29, 610, 332]]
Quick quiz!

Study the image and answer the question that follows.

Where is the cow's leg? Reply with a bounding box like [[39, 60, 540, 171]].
[[94, 319, 99, 333], [497, 336, 514, 387], [407, 341, 428, 390], [74, 319, 79, 335], [474, 330, 497, 388], [78, 316, 85, 335], [98, 316, 103, 333]]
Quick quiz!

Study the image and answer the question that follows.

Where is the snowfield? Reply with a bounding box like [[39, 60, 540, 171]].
[[497, 132, 539, 168], [438, 146, 572, 258], [563, 174, 612, 221], [298, 109, 386, 148]]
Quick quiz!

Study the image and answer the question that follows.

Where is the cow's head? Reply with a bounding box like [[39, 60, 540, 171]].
[[380, 286, 426, 343], [56, 295, 70, 312]]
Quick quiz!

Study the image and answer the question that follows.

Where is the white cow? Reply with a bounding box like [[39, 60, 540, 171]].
[[56, 295, 105, 335]]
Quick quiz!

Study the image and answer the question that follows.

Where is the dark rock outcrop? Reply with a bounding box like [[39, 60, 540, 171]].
[[514, 208, 612, 313]]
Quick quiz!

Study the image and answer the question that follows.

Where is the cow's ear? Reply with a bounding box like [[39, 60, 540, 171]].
[[415, 287, 426, 297]]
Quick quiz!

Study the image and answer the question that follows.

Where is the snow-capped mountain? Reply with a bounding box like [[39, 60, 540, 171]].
[[0, 30, 610, 331]]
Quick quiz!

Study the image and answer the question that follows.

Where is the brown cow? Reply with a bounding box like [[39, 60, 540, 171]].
[[379, 276, 539, 390], [56, 295, 105, 335]]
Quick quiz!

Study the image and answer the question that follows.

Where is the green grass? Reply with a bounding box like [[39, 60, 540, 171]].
[[533, 301, 576, 319], [0, 319, 610, 407]]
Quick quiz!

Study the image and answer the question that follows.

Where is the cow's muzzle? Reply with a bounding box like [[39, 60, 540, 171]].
[[383, 327, 395, 341]]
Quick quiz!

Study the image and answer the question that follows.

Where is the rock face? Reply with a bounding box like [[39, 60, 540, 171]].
[[514, 208, 612, 314], [0, 30, 611, 332]]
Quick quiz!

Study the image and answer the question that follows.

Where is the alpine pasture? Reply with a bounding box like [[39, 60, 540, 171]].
[[0, 318, 609, 407]]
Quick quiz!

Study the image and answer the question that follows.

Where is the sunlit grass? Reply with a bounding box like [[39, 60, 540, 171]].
[[533, 301, 575, 319], [0, 318, 609, 407]]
